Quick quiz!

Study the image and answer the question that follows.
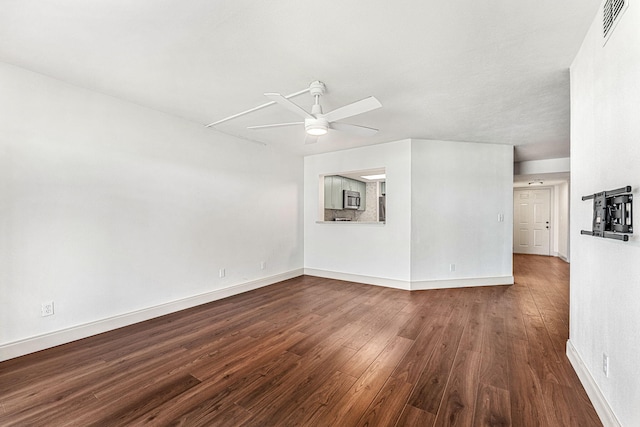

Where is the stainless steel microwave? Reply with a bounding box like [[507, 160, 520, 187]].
[[343, 190, 361, 210]]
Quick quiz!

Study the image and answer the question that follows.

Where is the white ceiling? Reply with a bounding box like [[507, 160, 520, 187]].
[[338, 169, 386, 183], [0, 0, 601, 161]]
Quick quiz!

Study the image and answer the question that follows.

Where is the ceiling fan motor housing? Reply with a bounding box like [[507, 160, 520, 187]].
[[309, 81, 326, 97]]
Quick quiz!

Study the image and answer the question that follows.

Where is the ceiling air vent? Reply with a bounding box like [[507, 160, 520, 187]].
[[603, 0, 629, 44]]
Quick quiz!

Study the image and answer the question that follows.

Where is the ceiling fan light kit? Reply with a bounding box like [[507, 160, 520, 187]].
[[305, 117, 329, 136], [208, 81, 381, 144]]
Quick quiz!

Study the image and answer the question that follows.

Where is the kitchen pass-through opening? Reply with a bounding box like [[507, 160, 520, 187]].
[[318, 167, 386, 223]]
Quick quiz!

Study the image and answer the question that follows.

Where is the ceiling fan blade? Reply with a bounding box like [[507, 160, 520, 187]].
[[322, 96, 382, 123], [330, 122, 379, 137], [247, 122, 303, 130], [304, 135, 319, 145], [264, 93, 315, 119]]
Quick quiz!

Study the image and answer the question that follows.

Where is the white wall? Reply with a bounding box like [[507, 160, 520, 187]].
[[304, 140, 413, 288], [411, 140, 513, 287], [0, 62, 304, 360], [514, 157, 570, 175], [555, 181, 570, 261], [304, 139, 513, 290], [570, 1, 640, 425]]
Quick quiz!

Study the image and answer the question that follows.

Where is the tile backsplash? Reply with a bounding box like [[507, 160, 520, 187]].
[[357, 182, 379, 222]]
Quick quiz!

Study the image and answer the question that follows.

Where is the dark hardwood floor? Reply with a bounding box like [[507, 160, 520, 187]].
[[0, 255, 602, 426]]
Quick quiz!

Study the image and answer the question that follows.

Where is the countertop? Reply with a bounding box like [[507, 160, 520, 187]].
[[315, 221, 385, 225]]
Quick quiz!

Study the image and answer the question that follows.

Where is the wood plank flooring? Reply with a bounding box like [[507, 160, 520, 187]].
[[0, 255, 602, 426]]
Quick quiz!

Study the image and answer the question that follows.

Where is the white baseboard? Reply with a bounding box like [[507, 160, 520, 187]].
[[551, 251, 570, 263], [566, 340, 621, 427], [410, 275, 514, 291], [304, 269, 513, 292], [0, 269, 303, 362], [303, 268, 411, 290]]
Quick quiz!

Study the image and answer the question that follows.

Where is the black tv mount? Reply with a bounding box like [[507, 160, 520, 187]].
[[581, 186, 633, 241]]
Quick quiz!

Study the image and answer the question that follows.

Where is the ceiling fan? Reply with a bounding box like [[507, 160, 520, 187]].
[[206, 81, 382, 144]]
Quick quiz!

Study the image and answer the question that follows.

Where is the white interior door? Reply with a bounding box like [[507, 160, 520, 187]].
[[514, 188, 551, 255]]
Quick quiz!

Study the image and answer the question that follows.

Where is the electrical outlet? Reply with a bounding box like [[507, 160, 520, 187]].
[[450, 264, 456, 272], [260, 261, 266, 270], [219, 268, 226, 278], [497, 213, 504, 222], [41, 301, 54, 317], [603, 353, 609, 377]]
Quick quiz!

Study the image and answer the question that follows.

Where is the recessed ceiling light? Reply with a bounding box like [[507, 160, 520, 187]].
[[361, 174, 386, 180]]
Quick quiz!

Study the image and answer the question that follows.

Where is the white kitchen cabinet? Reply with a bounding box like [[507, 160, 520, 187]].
[[331, 176, 343, 209], [324, 175, 344, 209]]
